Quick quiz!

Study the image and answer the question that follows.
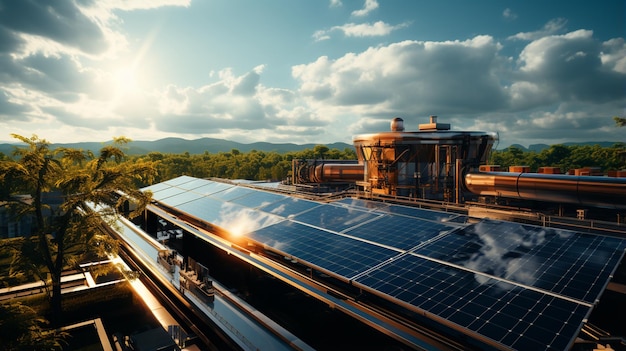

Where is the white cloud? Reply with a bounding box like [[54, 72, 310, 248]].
[[352, 0, 379, 17], [329, 0, 342, 8], [313, 21, 408, 41], [508, 18, 567, 41], [502, 8, 517, 20]]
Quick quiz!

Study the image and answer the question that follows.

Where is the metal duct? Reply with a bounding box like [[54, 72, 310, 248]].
[[464, 172, 626, 209], [311, 163, 365, 183]]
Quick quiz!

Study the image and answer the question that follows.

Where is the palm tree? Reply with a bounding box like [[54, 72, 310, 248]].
[[0, 135, 157, 326]]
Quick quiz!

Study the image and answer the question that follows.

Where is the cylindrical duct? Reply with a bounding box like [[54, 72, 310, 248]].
[[311, 163, 365, 183], [465, 172, 626, 209]]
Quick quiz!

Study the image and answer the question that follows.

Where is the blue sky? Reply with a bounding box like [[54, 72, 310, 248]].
[[0, 0, 624, 148]]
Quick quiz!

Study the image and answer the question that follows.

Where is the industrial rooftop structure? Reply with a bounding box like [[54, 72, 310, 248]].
[[135, 116, 626, 350], [141, 175, 626, 351]]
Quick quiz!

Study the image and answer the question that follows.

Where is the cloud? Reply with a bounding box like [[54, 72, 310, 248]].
[[502, 8, 517, 20], [352, 0, 379, 17], [313, 21, 409, 41], [295, 36, 507, 118], [515, 30, 626, 104], [329, 0, 342, 8], [296, 27, 626, 146], [508, 18, 567, 41]]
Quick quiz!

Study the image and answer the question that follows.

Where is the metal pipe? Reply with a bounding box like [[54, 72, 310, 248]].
[[311, 163, 365, 183], [464, 172, 626, 209]]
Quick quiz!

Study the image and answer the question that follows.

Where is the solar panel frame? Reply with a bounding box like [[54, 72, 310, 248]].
[[244, 220, 402, 280], [258, 197, 321, 218], [141, 182, 171, 193], [157, 191, 204, 207], [150, 186, 188, 201], [353, 253, 591, 351], [174, 178, 214, 191], [191, 182, 234, 196], [412, 219, 626, 303], [209, 186, 256, 201], [230, 190, 288, 209], [140, 176, 626, 351], [291, 204, 382, 232], [163, 175, 198, 186], [342, 214, 456, 251]]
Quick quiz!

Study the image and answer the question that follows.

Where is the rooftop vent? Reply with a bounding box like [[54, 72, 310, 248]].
[[390, 117, 405, 132], [418, 115, 450, 131]]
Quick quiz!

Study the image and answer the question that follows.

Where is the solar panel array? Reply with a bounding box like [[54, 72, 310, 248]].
[[143, 176, 626, 351]]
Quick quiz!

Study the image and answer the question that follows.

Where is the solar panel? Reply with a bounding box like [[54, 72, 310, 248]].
[[413, 219, 626, 303], [158, 191, 204, 207], [141, 176, 626, 351], [209, 186, 255, 201], [163, 175, 197, 186], [343, 214, 455, 251], [150, 186, 188, 201], [354, 253, 591, 351], [230, 190, 287, 208], [141, 182, 171, 193], [258, 197, 321, 217], [292, 204, 381, 232], [191, 181, 234, 196], [244, 220, 401, 279], [174, 178, 214, 191], [383, 203, 462, 222], [178, 197, 282, 234], [333, 198, 391, 211]]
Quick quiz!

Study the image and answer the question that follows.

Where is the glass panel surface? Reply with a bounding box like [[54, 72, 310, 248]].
[[191, 182, 234, 196], [245, 220, 400, 279], [230, 191, 287, 208], [292, 204, 381, 232], [209, 186, 255, 201], [343, 215, 455, 250], [163, 175, 197, 186], [258, 197, 321, 217], [413, 219, 626, 303], [355, 254, 590, 351]]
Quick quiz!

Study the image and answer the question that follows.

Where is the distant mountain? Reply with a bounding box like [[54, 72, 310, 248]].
[[1, 137, 621, 157], [497, 141, 622, 152], [0, 137, 354, 156]]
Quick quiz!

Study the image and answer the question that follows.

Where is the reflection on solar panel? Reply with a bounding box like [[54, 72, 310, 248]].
[[292, 204, 381, 232], [178, 196, 282, 233], [230, 190, 287, 208], [144, 176, 626, 351], [245, 220, 400, 279], [258, 197, 320, 217], [413, 219, 626, 303], [210, 186, 255, 201], [334, 197, 465, 223], [354, 254, 590, 351]]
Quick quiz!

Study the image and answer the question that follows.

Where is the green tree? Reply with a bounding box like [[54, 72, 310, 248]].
[[614, 116, 626, 127], [0, 135, 157, 326], [0, 302, 67, 350]]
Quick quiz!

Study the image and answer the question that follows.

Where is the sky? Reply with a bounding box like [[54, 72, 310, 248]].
[[0, 0, 625, 149]]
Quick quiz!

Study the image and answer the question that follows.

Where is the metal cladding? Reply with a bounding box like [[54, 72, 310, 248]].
[[465, 171, 626, 209], [352, 117, 497, 199], [294, 116, 626, 211]]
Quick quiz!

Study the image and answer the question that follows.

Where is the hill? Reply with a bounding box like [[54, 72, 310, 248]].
[[498, 141, 623, 152], [0, 137, 354, 156]]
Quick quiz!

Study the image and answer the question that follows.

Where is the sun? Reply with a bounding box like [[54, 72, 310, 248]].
[[113, 66, 139, 94]]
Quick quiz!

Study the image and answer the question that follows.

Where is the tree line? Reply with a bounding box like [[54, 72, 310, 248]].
[[489, 143, 626, 173], [131, 144, 357, 185]]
